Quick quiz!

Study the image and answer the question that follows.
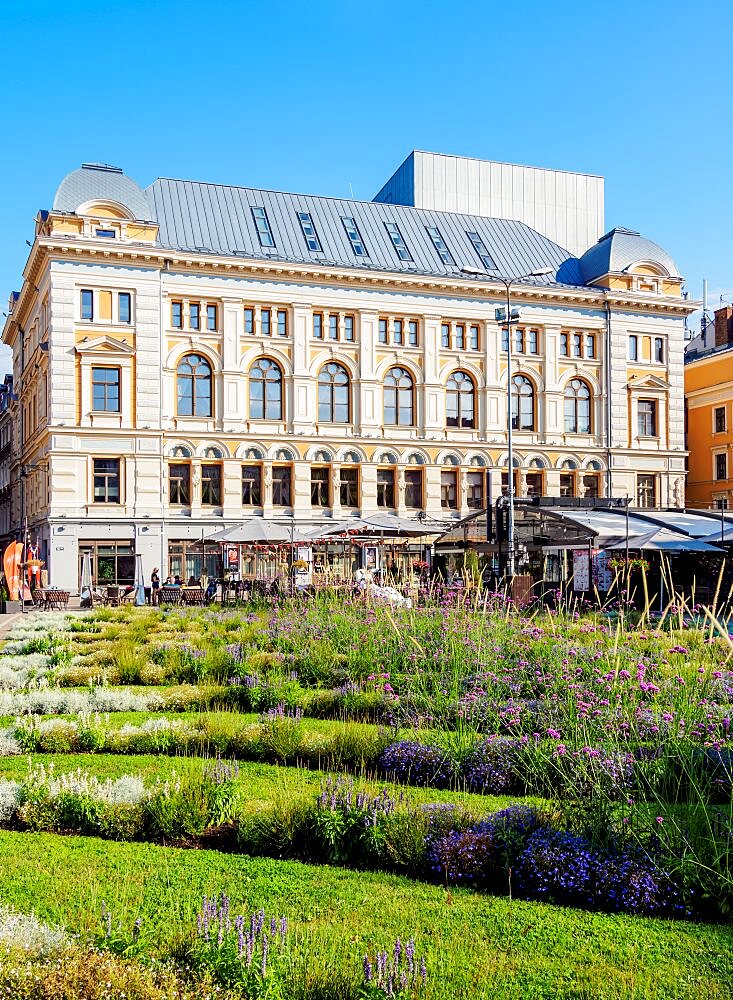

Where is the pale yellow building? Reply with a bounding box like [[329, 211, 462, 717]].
[[2, 158, 693, 589]]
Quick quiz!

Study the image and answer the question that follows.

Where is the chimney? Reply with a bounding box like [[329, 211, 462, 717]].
[[714, 305, 733, 347]]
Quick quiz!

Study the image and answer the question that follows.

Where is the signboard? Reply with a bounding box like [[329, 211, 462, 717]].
[[226, 545, 239, 570], [572, 549, 590, 591], [592, 550, 613, 592], [294, 546, 313, 587]]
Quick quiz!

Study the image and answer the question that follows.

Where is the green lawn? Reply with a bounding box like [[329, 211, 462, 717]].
[[0, 752, 528, 812], [0, 831, 730, 999]]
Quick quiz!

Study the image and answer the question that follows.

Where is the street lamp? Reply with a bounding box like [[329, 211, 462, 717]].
[[494, 269, 553, 580]]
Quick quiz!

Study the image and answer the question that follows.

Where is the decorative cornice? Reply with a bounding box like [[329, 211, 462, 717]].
[[4, 236, 697, 343]]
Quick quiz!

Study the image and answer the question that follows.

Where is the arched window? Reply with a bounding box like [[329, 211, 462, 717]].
[[384, 367, 414, 425], [249, 358, 283, 420], [318, 363, 350, 423], [510, 375, 534, 431], [446, 371, 475, 428], [177, 354, 212, 417], [564, 378, 591, 433]]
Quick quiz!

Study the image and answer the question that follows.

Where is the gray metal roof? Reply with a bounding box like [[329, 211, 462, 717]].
[[579, 227, 679, 282], [54, 163, 151, 220], [145, 177, 584, 286]]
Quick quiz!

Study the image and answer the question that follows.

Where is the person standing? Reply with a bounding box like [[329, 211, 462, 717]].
[[151, 567, 160, 605]]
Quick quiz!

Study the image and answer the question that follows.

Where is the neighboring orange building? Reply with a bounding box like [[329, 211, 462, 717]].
[[685, 306, 733, 507]]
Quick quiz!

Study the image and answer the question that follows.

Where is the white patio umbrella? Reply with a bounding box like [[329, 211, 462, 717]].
[[134, 553, 146, 606], [79, 550, 93, 607], [208, 520, 305, 544]]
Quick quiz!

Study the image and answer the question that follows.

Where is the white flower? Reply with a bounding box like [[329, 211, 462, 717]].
[[0, 903, 69, 955], [0, 780, 21, 822]]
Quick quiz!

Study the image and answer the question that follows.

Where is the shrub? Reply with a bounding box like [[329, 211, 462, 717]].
[[460, 737, 527, 795], [514, 828, 600, 909], [378, 741, 454, 789], [427, 827, 497, 887]]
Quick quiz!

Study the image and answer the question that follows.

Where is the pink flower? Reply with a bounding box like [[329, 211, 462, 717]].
[[655, 816, 664, 824]]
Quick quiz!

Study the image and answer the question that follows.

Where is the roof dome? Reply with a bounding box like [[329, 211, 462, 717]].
[[579, 227, 679, 283], [53, 163, 150, 220]]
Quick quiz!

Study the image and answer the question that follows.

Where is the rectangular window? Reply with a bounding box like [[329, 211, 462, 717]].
[[377, 468, 395, 508], [654, 337, 664, 363], [583, 474, 600, 500], [455, 324, 465, 350], [572, 333, 582, 357], [206, 304, 218, 331], [426, 225, 455, 265], [408, 320, 419, 346], [342, 216, 368, 257], [329, 314, 338, 340], [252, 206, 275, 248], [81, 289, 94, 321], [241, 464, 262, 505], [189, 302, 200, 330], [92, 367, 120, 412], [586, 334, 595, 358], [637, 474, 656, 508], [526, 472, 543, 498], [502, 328, 509, 352], [272, 466, 292, 506], [638, 399, 657, 437], [297, 211, 322, 252], [244, 307, 254, 334], [118, 292, 131, 325], [514, 328, 524, 353], [168, 463, 191, 505], [201, 464, 222, 506], [469, 325, 480, 350], [384, 221, 412, 261], [441, 323, 450, 349], [466, 231, 497, 270], [560, 472, 575, 498], [93, 458, 120, 504], [95, 228, 116, 239], [716, 453, 728, 481], [393, 319, 403, 345], [404, 469, 423, 509], [313, 312, 323, 339], [715, 406, 726, 433], [467, 470, 484, 509], [527, 329, 539, 354], [629, 335, 638, 361], [261, 308, 271, 336], [441, 470, 458, 510], [344, 315, 355, 342], [340, 467, 359, 507], [379, 318, 388, 344], [560, 333, 569, 356], [311, 467, 330, 507], [277, 310, 288, 337]]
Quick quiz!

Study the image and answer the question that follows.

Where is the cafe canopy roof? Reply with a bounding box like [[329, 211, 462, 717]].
[[438, 502, 729, 553]]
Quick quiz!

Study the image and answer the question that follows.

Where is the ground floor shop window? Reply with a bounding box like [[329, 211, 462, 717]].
[[168, 541, 222, 582], [79, 542, 134, 587]]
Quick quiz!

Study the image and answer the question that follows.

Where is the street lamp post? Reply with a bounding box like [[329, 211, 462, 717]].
[[495, 269, 552, 580]]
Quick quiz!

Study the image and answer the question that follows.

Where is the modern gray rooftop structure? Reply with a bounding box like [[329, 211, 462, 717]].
[[374, 150, 605, 258]]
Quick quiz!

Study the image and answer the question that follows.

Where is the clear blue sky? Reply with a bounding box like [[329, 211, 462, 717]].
[[1, 0, 731, 373]]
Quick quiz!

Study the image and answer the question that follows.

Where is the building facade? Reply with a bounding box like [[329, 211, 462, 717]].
[[2, 159, 692, 590], [685, 305, 733, 508]]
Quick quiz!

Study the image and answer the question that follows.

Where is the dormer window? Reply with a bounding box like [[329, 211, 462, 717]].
[[95, 228, 116, 239], [251, 206, 275, 248]]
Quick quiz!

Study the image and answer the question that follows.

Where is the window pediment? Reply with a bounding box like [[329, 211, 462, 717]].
[[627, 374, 670, 391], [75, 335, 135, 356]]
